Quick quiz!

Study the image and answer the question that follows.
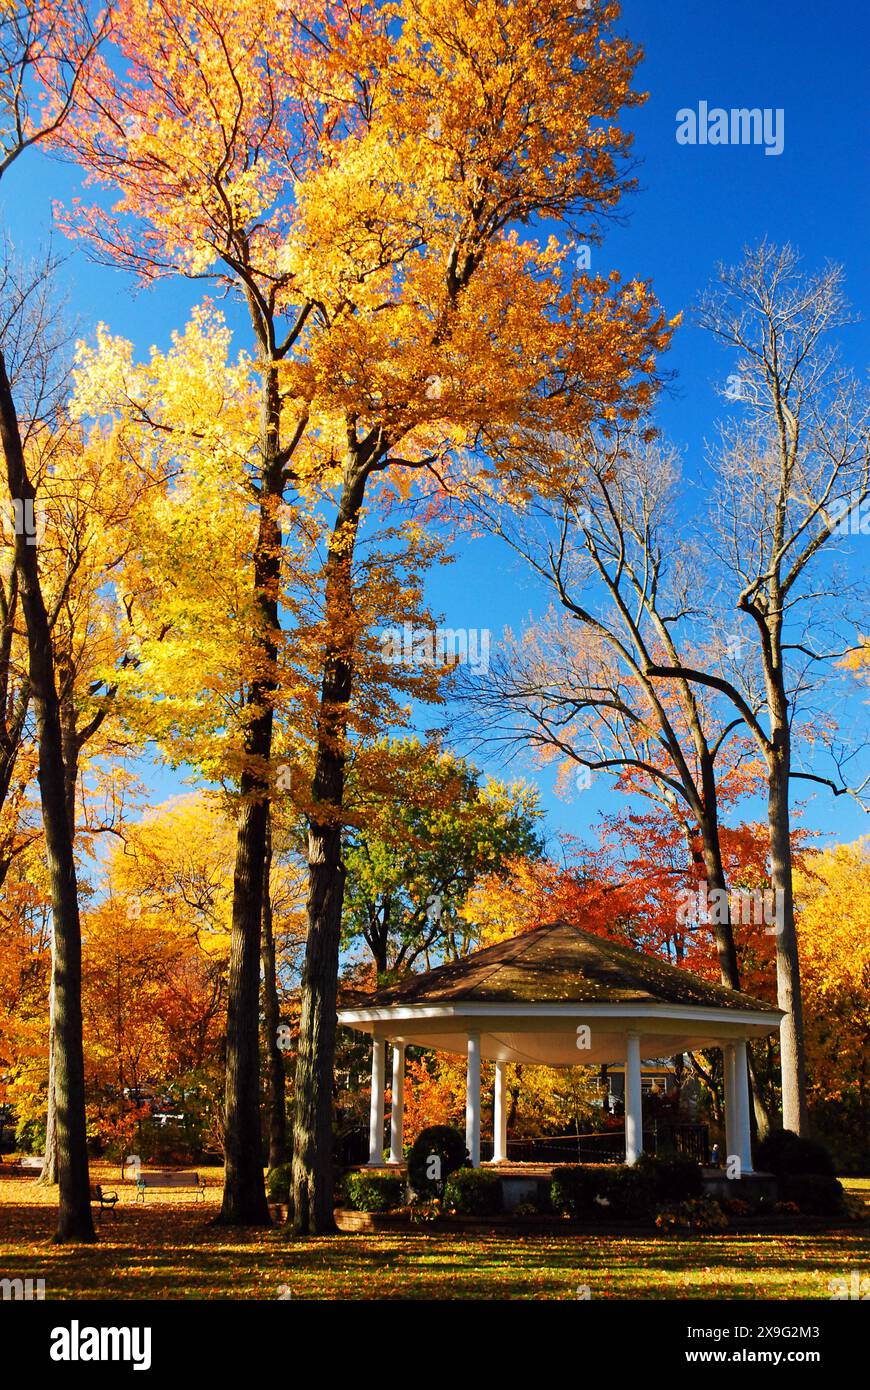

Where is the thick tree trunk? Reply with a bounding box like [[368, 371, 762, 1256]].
[[292, 469, 366, 1235], [768, 732, 808, 1135], [220, 792, 271, 1223], [219, 366, 285, 1226], [697, 819, 741, 991], [260, 812, 287, 1171], [0, 350, 94, 1241], [41, 667, 78, 1186]]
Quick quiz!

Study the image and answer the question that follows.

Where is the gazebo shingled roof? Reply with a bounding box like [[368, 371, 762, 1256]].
[[355, 920, 775, 1013]]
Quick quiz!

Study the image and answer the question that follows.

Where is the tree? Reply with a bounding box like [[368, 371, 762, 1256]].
[[0, 258, 94, 1239], [0, 0, 107, 1241], [59, 0, 671, 1230], [459, 433, 763, 994], [650, 244, 870, 1133], [341, 738, 543, 976], [795, 839, 870, 1167], [0, 0, 106, 178]]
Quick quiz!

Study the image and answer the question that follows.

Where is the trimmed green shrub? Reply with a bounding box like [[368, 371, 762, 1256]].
[[638, 1154, 704, 1202], [603, 1163, 657, 1218], [407, 1125, 469, 1198], [444, 1167, 503, 1217], [756, 1129, 835, 1177], [550, 1165, 613, 1218], [344, 1172, 405, 1213], [779, 1174, 845, 1217], [550, 1159, 699, 1219], [267, 1164, 293, 1203]]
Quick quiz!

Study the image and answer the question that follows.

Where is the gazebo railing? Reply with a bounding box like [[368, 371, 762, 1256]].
[[497, 1122, 709, 1166], [338, 1122, 709, 1168]]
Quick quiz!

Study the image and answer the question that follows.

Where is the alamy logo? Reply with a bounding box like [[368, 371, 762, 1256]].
[[50, 1321, 152, 1372], [676, 883, 785, 935], [827, 491, 870, 536], [380, 623, 491, 675], [676, 102, 785, 156], [7, 498, 46, 546], [1, 1276, 45, 1300]]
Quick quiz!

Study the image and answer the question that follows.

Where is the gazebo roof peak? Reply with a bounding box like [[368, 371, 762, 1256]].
[[358, 919, 776, 1014]]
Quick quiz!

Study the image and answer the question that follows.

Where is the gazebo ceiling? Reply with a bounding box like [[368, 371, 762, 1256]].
[[338, 921, 783, 1065]]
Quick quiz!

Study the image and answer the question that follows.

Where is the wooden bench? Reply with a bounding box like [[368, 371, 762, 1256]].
[[90, 1184, 119, 1219], [134, 1171, 206, 1203]]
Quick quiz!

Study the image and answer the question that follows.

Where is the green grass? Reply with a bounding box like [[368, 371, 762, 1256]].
[[0, 1166, 866, 1300]]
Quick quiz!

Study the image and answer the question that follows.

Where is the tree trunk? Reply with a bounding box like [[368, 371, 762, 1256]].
[[767, 731, 808, 1135], [292, 469, 366, 1235], [219, 367, 285, 1227], [41, 661, 78, 1186], [37, 963, 58, 1185], [748, 1044, 773, 1140], [260, 811, 287, 1171], [0, 350, 94, 1241]]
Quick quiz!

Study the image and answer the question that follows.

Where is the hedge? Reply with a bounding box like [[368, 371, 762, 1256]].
[[344, 1172, 406, 1213], [444, 1168, 503, 1217]]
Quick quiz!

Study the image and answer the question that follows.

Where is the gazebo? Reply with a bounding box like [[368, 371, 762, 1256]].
[[338, 921, 783, 1175]]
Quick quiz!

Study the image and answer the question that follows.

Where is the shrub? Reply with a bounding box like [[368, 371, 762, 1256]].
[[409, 1197, 441, 1225], [267, 1164, 293, 1203], [603, 1163, 658, 1218], [407, 1125, 469, 1198], [637, 1154, 703, 1202], [655, 1198, 728, 1234], [550, 1165, 608, 1218], [756, 1129, 835, 1177], [344, 1172, 405, 1213], [779, 1174, 845, 1217], [444, 1168, 503, 1217], [722, 1197, 752, 1218]]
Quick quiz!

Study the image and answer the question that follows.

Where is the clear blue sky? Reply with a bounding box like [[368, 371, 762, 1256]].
[[3, 0, 867, 852]]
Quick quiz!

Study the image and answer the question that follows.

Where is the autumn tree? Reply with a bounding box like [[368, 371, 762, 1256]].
[[0, 0, 106, 178], [58, 0, 670, 1231], [0, 253, 97, 1238], [0, 0, 108, 1241], [794, 840, 870, 1167]]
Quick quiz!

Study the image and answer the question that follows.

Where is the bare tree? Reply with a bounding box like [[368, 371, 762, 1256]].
[[461, 434, 759, 989], [648, 243, 870, 1135]]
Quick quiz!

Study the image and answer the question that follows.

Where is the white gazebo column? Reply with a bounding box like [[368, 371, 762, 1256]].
[[733, 1038, 754, 1174], [723, 1042, 738, 1166], [465, 1034, 481, 1167], [367, 1037, 386, 1165], [388, 1042, 406, 1165], [491, 1059, 508, 1163], [624, 1032, 643, 1166]]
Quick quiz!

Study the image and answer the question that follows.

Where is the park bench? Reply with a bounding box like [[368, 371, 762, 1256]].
[[90, 1184, 119, 1219], [134, 1170, 207, 1203], [1, 1155, 43, 1175]]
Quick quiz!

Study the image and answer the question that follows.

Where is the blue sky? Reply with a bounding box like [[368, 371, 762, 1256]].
[[3, 0, 868, 854]]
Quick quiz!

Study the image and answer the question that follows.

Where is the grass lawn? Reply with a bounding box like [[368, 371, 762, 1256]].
[[1, 1165, 867, 1300]]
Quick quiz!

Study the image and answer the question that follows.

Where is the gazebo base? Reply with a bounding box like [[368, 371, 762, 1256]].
[[343, 1161, 776, 1214], [701, 1168, 777, 1203]]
